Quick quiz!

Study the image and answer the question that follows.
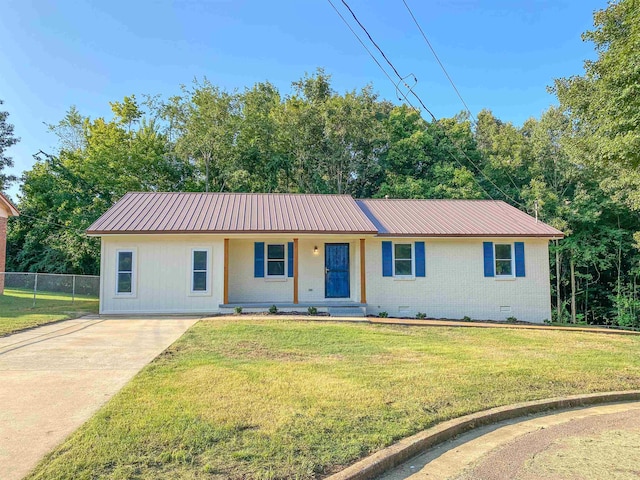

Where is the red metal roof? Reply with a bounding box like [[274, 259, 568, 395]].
[[356, 199, 564, 237], [87, 192, 378, 234], [87, 193, 564, 238]]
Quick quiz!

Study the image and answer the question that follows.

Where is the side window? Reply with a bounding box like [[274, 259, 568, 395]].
[[116, 250, 134, 294], [192, 250, 208, 292], [267, 244, 285, 277], [495, 244, 513, 276], [394, 243, 413, 276]]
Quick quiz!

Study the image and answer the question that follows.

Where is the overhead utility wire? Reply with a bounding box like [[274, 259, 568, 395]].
[[329, 0, 493, 203], [331, 0, 492, 201], [336, 0, 526, 209], [338, 0, 438, 121], [402, 0, 474, 122], [402, 0, 523, 194], [326, 0, 418, 110]]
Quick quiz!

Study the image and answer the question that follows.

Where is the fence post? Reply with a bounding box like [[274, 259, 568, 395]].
[[72, 275, 76, 304], [33, 273, 38, 308]]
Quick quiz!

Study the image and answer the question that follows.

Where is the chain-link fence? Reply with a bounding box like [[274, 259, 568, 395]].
[[1, 272, 99, 306]]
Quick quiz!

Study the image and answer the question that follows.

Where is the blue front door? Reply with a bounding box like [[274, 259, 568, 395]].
[[325, 243, 350, 298]]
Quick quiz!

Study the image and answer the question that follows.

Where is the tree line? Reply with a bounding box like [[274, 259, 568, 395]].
[[2, 0, 639, 327]]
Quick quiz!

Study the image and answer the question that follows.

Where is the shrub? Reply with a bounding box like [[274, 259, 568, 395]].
[[234, 306, 243, 315], [416, 312, 426, 319], [307, 306, 318, 316], [378, 311, 388, 318], [462, 316, 472, 322], [506, 316, 517, 323], [269, 305, 278, 314], [543, 318, 551, 324]]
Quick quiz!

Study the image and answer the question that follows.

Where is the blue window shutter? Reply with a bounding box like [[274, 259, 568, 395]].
[[287, 242, 294, 277], [483, 242, 494, 277], [415, 241, 425, 277], [254, 242, 265, 278], [382, 241, 392, 277], [515, 242, 526, 277]]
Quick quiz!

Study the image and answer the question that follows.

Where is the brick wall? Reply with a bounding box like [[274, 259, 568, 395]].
[[365, 237, 552, 323], [0, 216, 6, 294]]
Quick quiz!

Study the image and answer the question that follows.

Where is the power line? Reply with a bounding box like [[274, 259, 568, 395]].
[[11, 212, 89, 235], [326, 0, 418, 109], [401, 0, 524, 195], [402, 0, 474, 122], [333, 0, 527, 209], [325, 0, 494, 203], [339, 0, 438, 121], [331, 0, 493, 201]]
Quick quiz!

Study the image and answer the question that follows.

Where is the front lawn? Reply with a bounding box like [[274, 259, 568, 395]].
[[28, 320, 640, 479], [0, 288, 99, 336]]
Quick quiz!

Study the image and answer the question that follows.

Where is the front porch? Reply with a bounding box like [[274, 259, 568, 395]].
[[221, 236, 369, 313]]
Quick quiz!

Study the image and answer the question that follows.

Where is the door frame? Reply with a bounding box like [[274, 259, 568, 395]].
[[324, 243, 350, 299]]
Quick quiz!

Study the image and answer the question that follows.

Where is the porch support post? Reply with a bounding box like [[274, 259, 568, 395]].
[[293, 238, 299, 304], [360, 238, 367, 304], [223, 238, 229, 305]]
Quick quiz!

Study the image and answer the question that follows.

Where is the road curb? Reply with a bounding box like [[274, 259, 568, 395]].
[[325, 390, 640, 480]]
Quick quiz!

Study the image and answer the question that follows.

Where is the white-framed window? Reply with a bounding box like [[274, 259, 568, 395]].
[[116, 250, 135, 295], [266, 244, 286, 277], [191, 248, 210, 293], [494, 243, 514, 277], [393, 243, 414, 277]]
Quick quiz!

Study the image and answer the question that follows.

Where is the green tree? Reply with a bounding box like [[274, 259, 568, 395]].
[[379, 107, 485, 199], [234, 82, 288, 192], [7, 97, 188, 274], [0, 99, 19, 190], [553, 0, 640, 209], [275, 69, 390, 195], [169, 81, 239, 192]]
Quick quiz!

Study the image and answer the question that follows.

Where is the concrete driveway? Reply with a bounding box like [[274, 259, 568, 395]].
[[0, 317, 199, 480]]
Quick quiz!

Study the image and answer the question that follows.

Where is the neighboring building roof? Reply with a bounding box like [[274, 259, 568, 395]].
[[0, 192, 19, 217], [356, 199, 563, 238], [87, 192, 379, 235]]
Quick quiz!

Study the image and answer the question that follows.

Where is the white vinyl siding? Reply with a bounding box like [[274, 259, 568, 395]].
[[366, 237, 552, 323]]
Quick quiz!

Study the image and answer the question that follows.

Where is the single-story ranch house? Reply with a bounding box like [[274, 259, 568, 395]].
[[87, 192, 564, 322]]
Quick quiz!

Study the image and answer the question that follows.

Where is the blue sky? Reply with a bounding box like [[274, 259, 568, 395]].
[[1, 0, 603, 199]]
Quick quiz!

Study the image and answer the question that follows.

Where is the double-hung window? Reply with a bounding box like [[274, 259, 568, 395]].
[[267, 244, 285, 277], [191, 249, 209, 293], [116, 250, 134, 295], [394, 243, 413, 277], [494, 244, 514, 277]]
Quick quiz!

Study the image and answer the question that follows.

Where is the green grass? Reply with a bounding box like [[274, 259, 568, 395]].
[[0, 288, 99, 337], [28, 320, 640, 480]]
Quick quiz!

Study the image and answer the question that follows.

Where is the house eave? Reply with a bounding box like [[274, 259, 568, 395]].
[[0, 192, 19, 217], [374, 233, 565, 239], [86, 230, 379, 237]]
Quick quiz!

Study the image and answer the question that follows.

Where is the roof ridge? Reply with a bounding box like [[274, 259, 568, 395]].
[[357, 198, 505, 202], [126, 191, 354, 197]]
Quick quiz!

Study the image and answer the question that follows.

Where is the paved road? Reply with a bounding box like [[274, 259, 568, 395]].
[[378, 401, 640, 480], [0, 317, 198, 480]]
